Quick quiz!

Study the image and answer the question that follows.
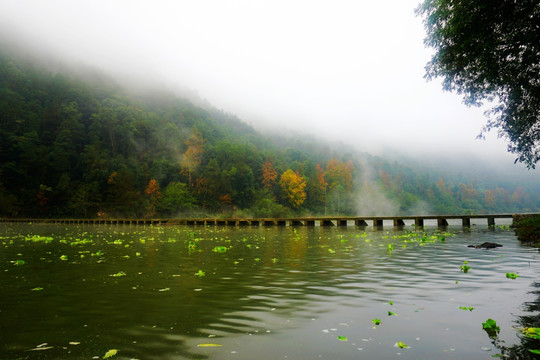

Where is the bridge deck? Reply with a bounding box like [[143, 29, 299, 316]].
[[1, 214, 527, 229]]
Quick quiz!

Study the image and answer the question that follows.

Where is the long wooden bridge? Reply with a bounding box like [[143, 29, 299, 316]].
[[1, 214, 528, 229]]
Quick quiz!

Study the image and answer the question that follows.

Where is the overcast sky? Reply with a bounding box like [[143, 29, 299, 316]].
[[0, 0, 533, 169]]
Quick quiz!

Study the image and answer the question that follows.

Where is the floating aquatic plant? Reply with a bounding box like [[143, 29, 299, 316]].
[[388, 311, 397, 316], [521, 327, 540, 339], [372, 318, 381, 325], [60, 255, 68, 261], [195, 270, 205, 277], [103, 349, 118, 358], [31, 287, 44, 291], [395, 341, 408, 349], [110, 271, 126, 277], [12, 259, 25, 266], [482, 318, 500, 338], [337, 336, 348, 341], [213, 246, 227, 253], [505, 272, 519, 279], [459, 306, 474, 311], [197, 343, 222, 347], [460, 261, 471, 273]]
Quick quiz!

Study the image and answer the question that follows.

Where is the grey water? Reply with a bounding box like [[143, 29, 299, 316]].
[[0, 223, 539, 359]]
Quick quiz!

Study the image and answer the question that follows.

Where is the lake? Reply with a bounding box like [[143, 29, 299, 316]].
[[1, 222, 539, 359]]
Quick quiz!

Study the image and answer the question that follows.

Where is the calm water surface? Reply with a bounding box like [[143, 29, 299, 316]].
[[1, 223, 539, 359]]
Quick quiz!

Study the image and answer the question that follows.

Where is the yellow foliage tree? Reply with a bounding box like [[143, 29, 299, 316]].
[[180, 130, 205, 187], [279, 169, 307, 208]]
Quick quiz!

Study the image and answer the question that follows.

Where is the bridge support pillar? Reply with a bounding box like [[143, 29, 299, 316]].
[[355, 219, 368, 227], [393, 219, 405, 228], [414, 218, 424, 228], [462, 217, 471, 228], [373, 219, 383, 228], [487, 217, 495, 227], [437, 218, 449, 227]]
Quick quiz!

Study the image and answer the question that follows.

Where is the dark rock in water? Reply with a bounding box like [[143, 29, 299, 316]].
[[468, 242, 503, 249]]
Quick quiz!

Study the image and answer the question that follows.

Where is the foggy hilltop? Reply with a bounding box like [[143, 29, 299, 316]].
[[0, 35, 538, 218]]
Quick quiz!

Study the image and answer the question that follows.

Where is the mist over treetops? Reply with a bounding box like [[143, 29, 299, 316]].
[[0, 47, 538, 218]]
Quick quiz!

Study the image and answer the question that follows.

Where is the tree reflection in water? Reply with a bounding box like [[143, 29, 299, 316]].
[[489, 281, 540, 359]]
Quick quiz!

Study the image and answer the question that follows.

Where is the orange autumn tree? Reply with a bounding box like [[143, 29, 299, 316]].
[[325, 158, 353, 191], [261, 161, 278, 189], [145, 179, 162, 216], [313, 163, 328, 213], [279, 169, 307, 209]]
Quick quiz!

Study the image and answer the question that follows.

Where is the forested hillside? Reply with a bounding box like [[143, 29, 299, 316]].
[[1, 48, 538, 218]]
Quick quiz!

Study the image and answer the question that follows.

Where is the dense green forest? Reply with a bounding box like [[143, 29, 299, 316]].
[[1, 48, 538, 218]]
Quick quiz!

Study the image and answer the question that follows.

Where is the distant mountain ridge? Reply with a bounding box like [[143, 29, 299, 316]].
[[1, 45, 538, 218]]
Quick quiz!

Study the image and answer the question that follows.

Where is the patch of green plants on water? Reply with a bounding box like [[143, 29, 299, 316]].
[[395, 341, 408, 349], [372, 318, 381, 325], [460, 261, 471, 273], [388, 311, 397, 316], [459, 306, 474, 311], [103, 349, 118, 359], [482, 318, 500, 338], [12, 259, 25, 266], [337, 336, 347, 341], [195, 270, 205, 277], [212, 246, 228, 253], [110, 271, 126, 277], [505, 272, 519, 279], [520, 327, 540, 339], [187, 240, 200, 253], [25, 235, 54, 243], [70, 238, 94, 246]]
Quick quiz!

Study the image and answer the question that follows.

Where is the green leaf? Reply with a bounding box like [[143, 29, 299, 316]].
[[388, 311, 397, 316], [529, 349, 540, 354], [31, 287, 44, 291], [110, 271, 126, 277], [505, 272, 519, 279], [482, 318, 500, 337], [397, 341, 408, 348], [372, 318, 381, 325], [523, 327, 540, 339], [195, 270, 205, 277], [337, 336, 347, 341], [212, 246, 227, 253], [103, 349, 118, 359], [197, 343, 222, 347]]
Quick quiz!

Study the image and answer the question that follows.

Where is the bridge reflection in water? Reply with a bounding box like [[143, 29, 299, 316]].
[[1, 214, 526, 229]]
